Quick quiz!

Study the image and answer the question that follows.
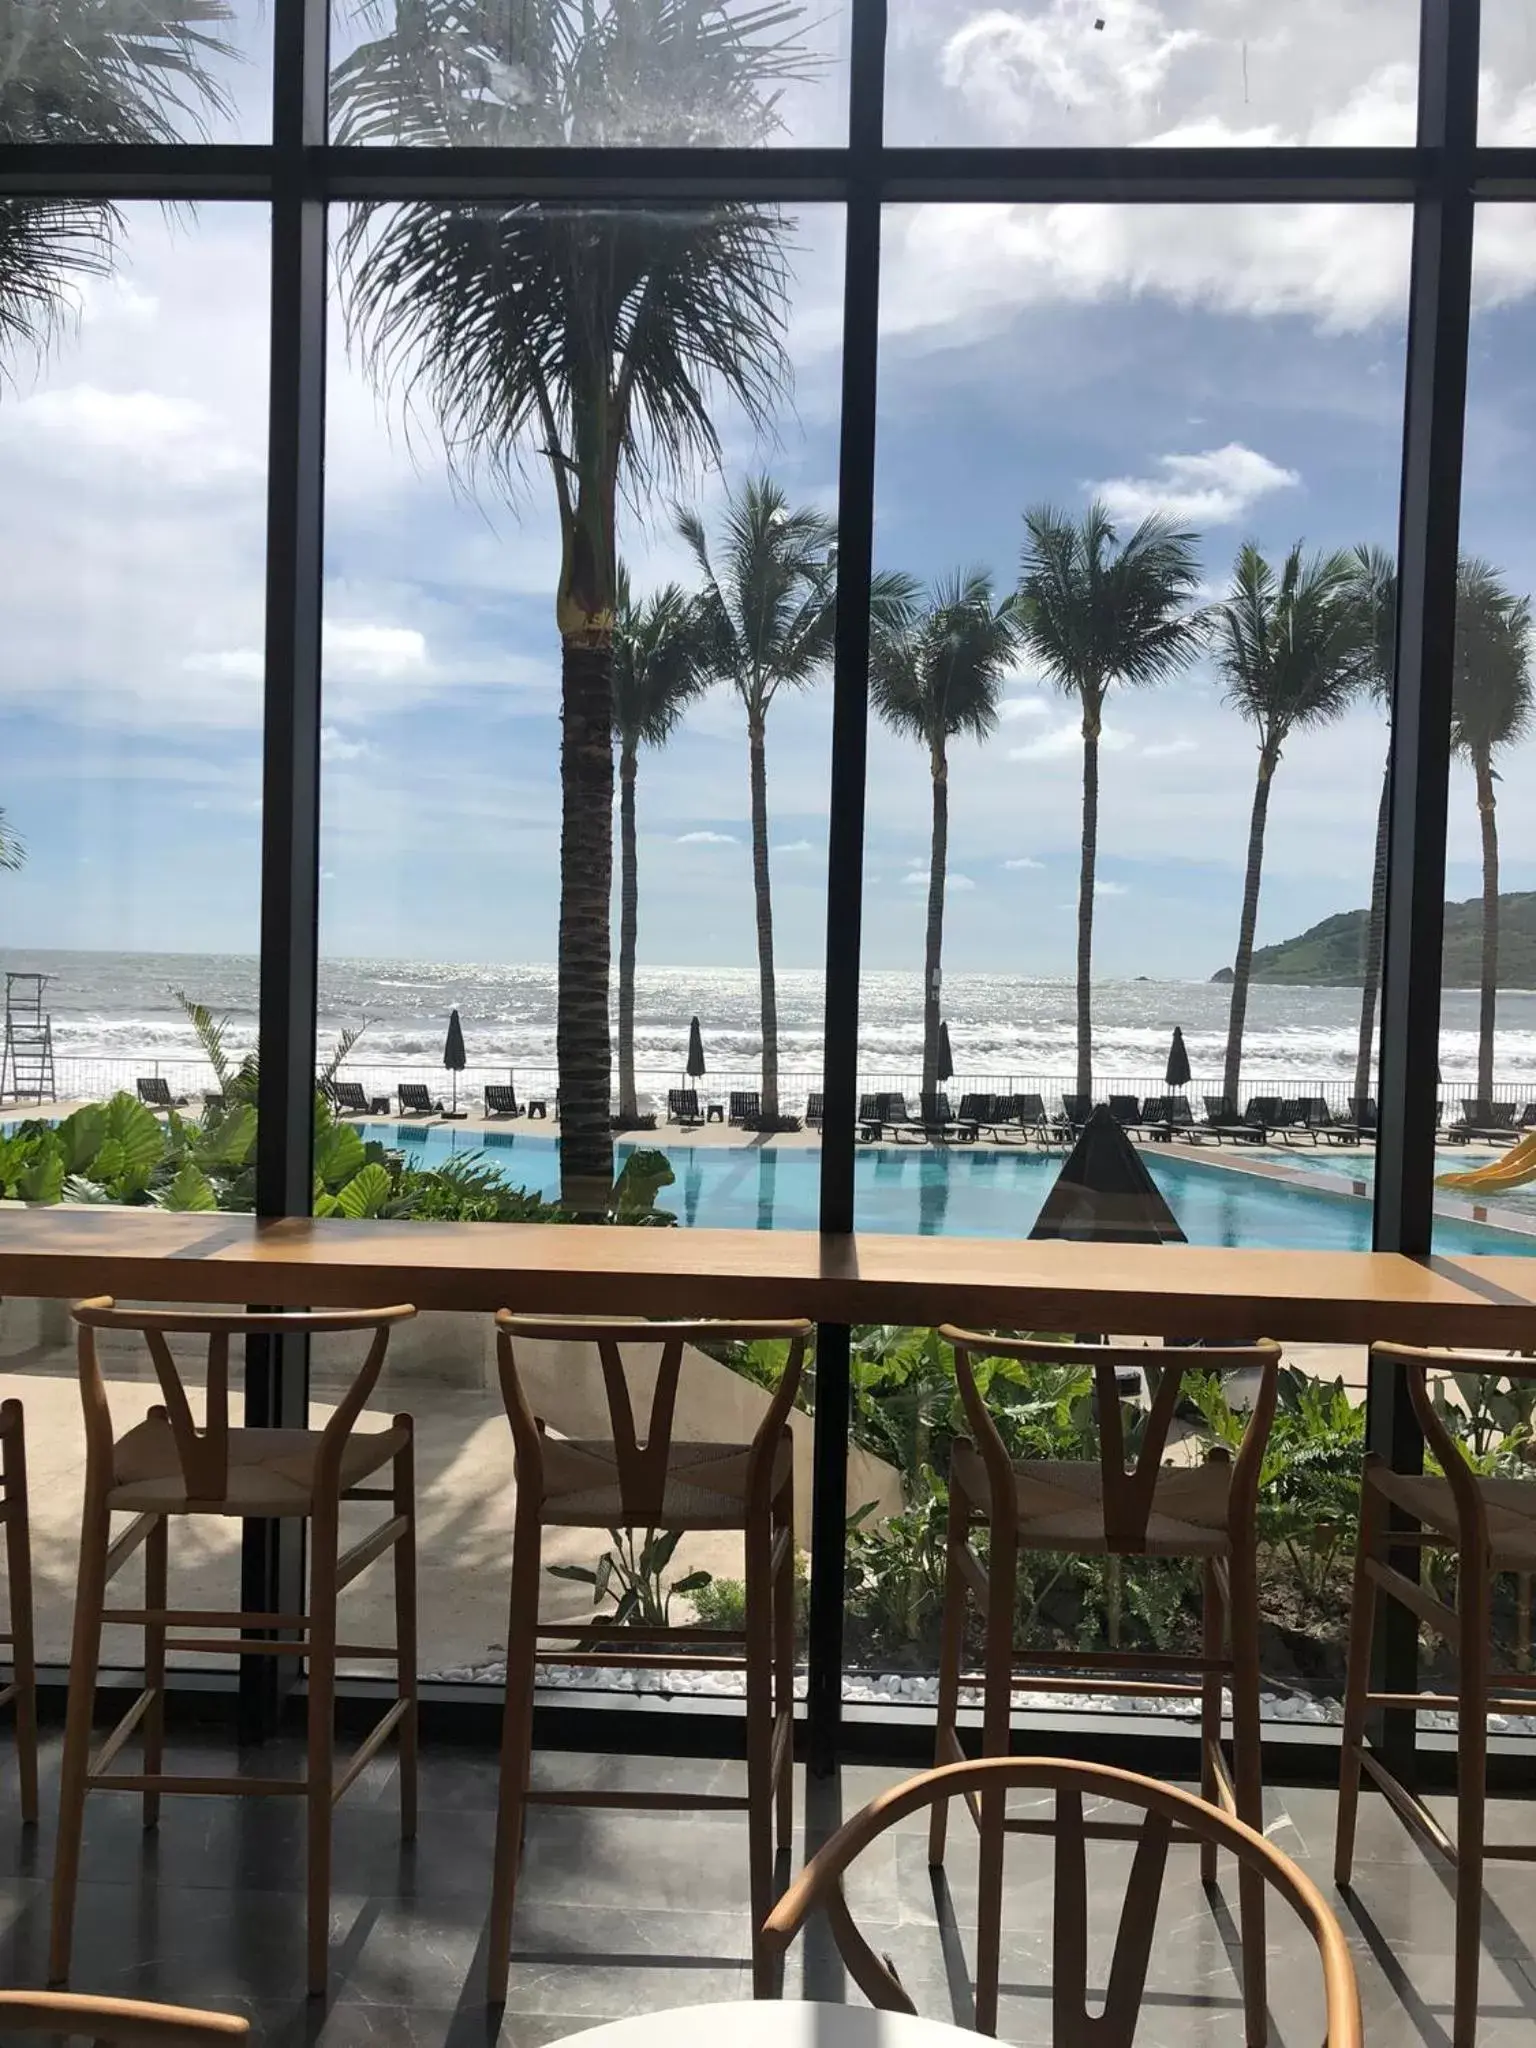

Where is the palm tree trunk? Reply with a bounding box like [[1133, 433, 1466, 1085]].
[[617, 741, 639, 1124], [1351, 751, 1391, 1109], [748, 708, 779, 1120], [557, 637, 616, 1212], [1075, 701, 1100, 1100], [1222, 750, 1276, 1110], [922, 739, 948, 1100], [1475, 750, 1501, 1102]]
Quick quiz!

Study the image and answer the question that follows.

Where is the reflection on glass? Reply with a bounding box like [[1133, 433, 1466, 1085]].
[[1, 0, 270, 144], [887, 0, 1418, 148], [1434, 206, 1536, 1250], [331, 0, 848, 147]]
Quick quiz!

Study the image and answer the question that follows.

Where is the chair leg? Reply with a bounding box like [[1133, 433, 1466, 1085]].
[[487, 1503, 542, 2005], [49, 1498, 111, 1985], [2, 1403, 38, 1828], [307, 1509, 339, 2000], [745, 1512, 776, 1998], [928, 1476, 971, 1868], [392, 1418, 419, 1842], [1334, 1461, 1384, 1888], [1199, 1558, 1224, 1887], [1227, 1537, 1268, 2048], [771, 1469, 795, 1854], [1453, 1540, 1489, 2048], [142, 1515, 168, 1830], [974, 1528, 1017, 2041]]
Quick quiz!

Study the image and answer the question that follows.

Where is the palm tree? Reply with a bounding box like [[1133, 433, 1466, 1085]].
[[1016, 502, 1205, 1097], [0, 0, 234, 374], [612, 571, 709, 1123], [334, 1, 813, 1210], [1346, 543, 1398, 1111], [1452, 559, 1534, 1101], [0, 810, 25, 875], [676, 475, 836, 1122], [1213, 543, 1370, 1106], [870, 568, 1018, 1095]]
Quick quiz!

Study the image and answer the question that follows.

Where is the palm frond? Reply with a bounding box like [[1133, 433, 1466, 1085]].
[[0, 807, 25, 874], [613, 570, 712, 748], [871, 567, 1019, 751], [1453, 557, 1534, 760], [171, 987, 234, 1094], [320, 1021, 371, 1085], [1017, 500, 1205, 704], [1347, 542, 1398, 707], [1212, 541, 1370, 750]]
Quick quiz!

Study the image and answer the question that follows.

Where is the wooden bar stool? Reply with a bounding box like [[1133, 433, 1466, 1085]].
[[0, 1397, 39, 1825], [49, 1298, 420, 1999], [930, 1327, 1281, 2042], [0, 1989, 248, 2041], [1335, 1342, 1536, 2048], [486, 1313, 812, 2003]]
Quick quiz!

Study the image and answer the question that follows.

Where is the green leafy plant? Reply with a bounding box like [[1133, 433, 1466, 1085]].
[[548, 1528, 711, 1630]]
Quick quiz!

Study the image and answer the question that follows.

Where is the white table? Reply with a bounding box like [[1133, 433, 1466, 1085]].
[[548, 2003, 976, 2048]]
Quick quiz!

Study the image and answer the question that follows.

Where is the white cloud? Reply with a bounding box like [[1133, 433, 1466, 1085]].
[[1094, 444, 1300, 526], [1095, 879, 1129, 897], [1004, 856, 1044, 870], [941, 3, 1203, 129], [677, 831, 738, 845], [775, 839, 817, 854], [321, 727, 373, 764], [324, 622, 429, 678], [1010, 722, 1134, 763], [901, 868, 976, 892], [2, 384, 261, 482], [1141, 737, 1200, 759], [999, 695, 1051, 723]]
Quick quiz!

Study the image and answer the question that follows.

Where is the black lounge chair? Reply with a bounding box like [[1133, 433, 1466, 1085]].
[[806, 1092, 824, 1128], [1200, 1095, 1264, 1142], [1519, 1102, 1536, 1131], [918, 1091, 978, 1139], [1450, 1098, 1518, 1143], [1273, 1096, 1336, 1145], [1060, 1093, 1094, 1135], [667, 1088, 704, 1127], [1106, 1094, 1142, 1128], [1339, 1096, 1379, 1140], [878, 1091, 923, 1139], [1155, 1096, 1207, 1142], [484, 1085, 522, 1120], [331, 1079, 389, 1116], [1006, 1092, 1053, 1142], [137, 1077, 187, 1111], [956, 1093, 994, 1132], [857, 1093, 883, 1139], [728, 1091, 761, 1128], [398, 1082, 444, 1117], [202, 1090, 227, 1116]]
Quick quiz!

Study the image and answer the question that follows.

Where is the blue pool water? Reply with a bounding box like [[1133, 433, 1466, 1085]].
[[367, 1126, 1536, 1253]]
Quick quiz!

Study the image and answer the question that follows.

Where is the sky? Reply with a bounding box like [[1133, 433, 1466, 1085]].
[[3, 1, 1536, 982]]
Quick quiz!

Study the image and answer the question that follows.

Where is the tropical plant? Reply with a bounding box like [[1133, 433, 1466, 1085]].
[[547, 1527, 712, 1630], [1346, 543, 1398, 1111], [1016, 503, 1205, 1096], [0, 809, 24, 873], [870, 569, 1017, 1095], [613, 571, 709, 1122], [1451, 560, 1534, 1099], [677, 475, 835, 1121], [334, 2, 812, 1213], [0, 0, 234, 377], [1212, 543, 1370, 1105]]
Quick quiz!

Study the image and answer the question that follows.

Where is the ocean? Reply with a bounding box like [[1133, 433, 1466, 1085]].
[[7, 949, 1536, 1093]]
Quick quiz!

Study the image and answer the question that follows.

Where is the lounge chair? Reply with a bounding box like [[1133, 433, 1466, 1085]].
[[1520, 1102, 1536, 1131], [1273, 1096, 1336, 1145], [667, 1088, 704, 1128], [483, 1084, 522, 1120], [1200, 1095, 1264, 1143], [1008, 1092, 1053, 1142], [956, 1093, 994, 1133], [918, 1091, 978, 1140], [874, 1092, 926, 1140], [728, 1091, 761, 1128], [331, 1080, 390, 1116], [1449, 1098, 1518, 1143], [202, 1090, 227, 1117], [137, 1077, 187, 1111], [806, 1092, 824, 1128], [1107, 1094, 1142, 1128], [1155, 1096, 1207, 1143], [1060, 1093, 1094, 1135], [1338, 1096, 1379, 1141], [397, 1082, 444, 1117], [1133, 1094, 1174, 1139], [857, 1093, 884, 1140]]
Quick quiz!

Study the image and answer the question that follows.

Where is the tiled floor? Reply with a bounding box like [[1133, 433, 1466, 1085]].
[[0, 1731, 1533, 2044]]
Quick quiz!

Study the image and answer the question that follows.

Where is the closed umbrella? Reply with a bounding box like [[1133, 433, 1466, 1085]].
[[1031, 1106, 1186, 1246], [686, 1017, 706, 1080], [443, 1009, 467, 1119], [937, 1021, 954, 1086], [1165, 1026, 1192, 1091]]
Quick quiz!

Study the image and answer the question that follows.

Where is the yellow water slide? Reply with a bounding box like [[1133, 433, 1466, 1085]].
[[1437, 1130, 1536, 1192]]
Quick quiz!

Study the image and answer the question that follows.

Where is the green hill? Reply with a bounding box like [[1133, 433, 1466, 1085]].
[[1213, 892, 1536, 988]]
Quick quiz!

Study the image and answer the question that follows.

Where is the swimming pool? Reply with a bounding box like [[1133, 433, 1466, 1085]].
[[366, 1126, 1536, 1253]]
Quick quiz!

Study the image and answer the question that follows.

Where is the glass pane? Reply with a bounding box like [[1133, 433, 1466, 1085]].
[[322, 197, 841, 1680], [0, 204, 269, 1667], [1483, 1, 1536, 142], [1, 0, 271, 144], [329, 0, 849, 147], [887, 1, 1418, 148], [847, 199, 1411, 1714], [1430, 204, 1536, 1258]]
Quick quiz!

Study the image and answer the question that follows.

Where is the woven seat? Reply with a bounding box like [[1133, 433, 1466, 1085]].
[[110, 1417, 409, 1515], [1368, 1465, 1536, 1570], [540, 1433, 791, 1530], [951, 1441, 1234, 1557]]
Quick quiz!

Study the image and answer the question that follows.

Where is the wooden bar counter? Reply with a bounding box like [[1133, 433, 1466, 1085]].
[[0, 1207, 1533, 1345]]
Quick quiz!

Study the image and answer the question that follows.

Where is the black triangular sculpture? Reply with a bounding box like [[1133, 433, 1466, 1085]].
[[1030, 1105, 1187, 1245]]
